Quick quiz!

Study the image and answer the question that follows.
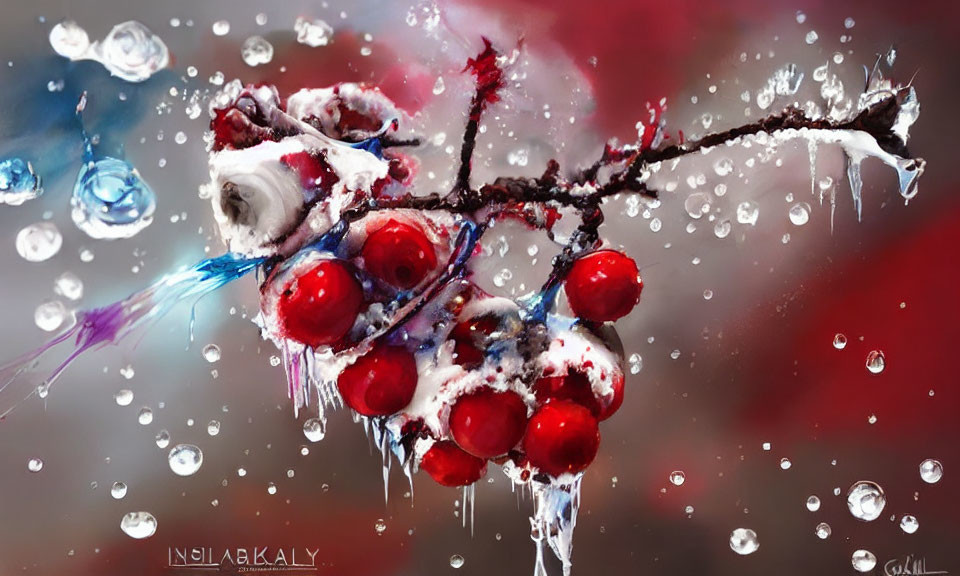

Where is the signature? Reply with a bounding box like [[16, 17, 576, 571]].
[[884, 555, 948, 576]]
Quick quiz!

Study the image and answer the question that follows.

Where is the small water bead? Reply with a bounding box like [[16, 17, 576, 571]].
[[432, 76, 446, 96], [844, 17, 856, 29], [865, 350, 885, 374], [650, 218, 662, 232], [847, 481, 886, 521], [852, 549, 877, 573], [211, 20, 230, 36], [16, 222, 62, 262], [120, 511, 157, 539], [736, 201, 759, 226], [49, 20, 90, 59], [703, 289, 714, 300], [207, 420, 220, 436], [714, 219, 732, 239], [155, 429, 170, 449], [202, 344, 221, 363], [920, 459, 943, 484], [806, 495, 821, 511], [294, 18, 334, 47], [795, 11, 807, 23], [111, 481, 127, 499], [714, 157, 734, 177], [815, 522, 831, 539], [900, 514, 919, 534], [174, 131, 187, 145], [450, 554, 465, 569], [684, 192, 712, 219], [237, 467, 247, 477], [669, 471, 685, 486], [684, 505, 695, 515], [805, 30, 819, 45], [114, 389, 134, 406], [54, 272, 84, 300], [0, 158, 43, 205], [303, 417, 326, 442], [241, 36, 274, 66], [168, 444, 203, 476], [788, 202, 811, 226], [34, 300, 68, 332], [833, 333, 848, 349], [267, 482, 277, 495], [137, 407, 154, 425], [729, 528, 759, 555], [628, 353, 643, 375], [780, 458, 792, 470], [28, 458, 44, 472], [374, 519, 387, 535], [256, 13, 268, 26]]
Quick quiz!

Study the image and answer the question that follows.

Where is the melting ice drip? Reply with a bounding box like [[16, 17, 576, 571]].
[[49, 20, 169, 83], [71, 93, 157, 239], [0, 253, 263, 419], [0, 157, 43, 205]]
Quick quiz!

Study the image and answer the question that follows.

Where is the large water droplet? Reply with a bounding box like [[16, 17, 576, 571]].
[[211, 20, 231, 36], [833, 333, 847, 350], [54, 272, 84, 300], [919, 459, 943, 484], [669, 471, 685, 486], [96, 21, 170, 82], [729, 528, 759, 555], [294, 18, 334, 47], [72, 157, 156, 240], [27, 458, 44, 472], [111, 481, 128, 499], [788, 202, 811, 226], [168, 444, 203, 476], [120, 511, 157, 539], [49, 20, 91, 59], [847, 481, 886, 521], [714, 219, 732, 239], [114, 389, 133, 406], [207, 420, 221, 436], [815, 522, 831, 539], [303, 417, 326, 442], [865, 350, 885, 374], [684, 192, 712, 219], [736, 201, 759, 226], [155, 429, 170, 449], [202, 344, 221, 363], [900, 514, 919, 534], [450, 554, 465, 569], [806, 495, 821, 511], [16, 222, 62, 262], [0, 158, 43, 205], [138, 407, 153, 425], [852, 549, 877, 572], [241, 36, 274, 66], [35, 300, 69, 332]]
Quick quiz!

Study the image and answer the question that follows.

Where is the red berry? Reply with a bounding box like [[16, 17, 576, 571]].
[[361, 220, 438, 289], [449, 315, 499, 369], [533, 370, 625, 421], [420, 440, 487, 487], [523, 400, 600, 476], [564, 250, 642, 322], [337, 343, 418, 417], [276, 260, 364, 348], [449, 388, 527, 459]]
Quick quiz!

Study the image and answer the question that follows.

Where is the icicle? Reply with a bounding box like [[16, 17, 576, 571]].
[[807, 139, 818, 198], [529, 477, 582, 576], [846, 152, 864, 221]]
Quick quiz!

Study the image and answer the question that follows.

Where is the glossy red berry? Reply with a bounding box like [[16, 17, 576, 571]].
[[276, 260, 364, 348], [533, 370, 624, 421], [337, 343, 418, 417], [523, 400, 600, 476], [564, 250, 642, 322], [449, 388, 528, 459], [420, 440, 487, 487], [361, 220, 438, 289], [449, 315, 499, 369]]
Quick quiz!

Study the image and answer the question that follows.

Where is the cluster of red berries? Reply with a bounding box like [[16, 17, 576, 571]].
[[262, 212, 642, 486]]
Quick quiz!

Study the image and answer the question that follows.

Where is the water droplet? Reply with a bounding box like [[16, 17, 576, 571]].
[[628, 353, 643, 374], [294, 18, 334, 47], [729, 528, 759, 555], [49, 20, 91, 59], [28, 458, 43, 472], [900, 514, 919, 534], [703, 289, 714, 300], [450, 554, 465, 568], [53, 21, 169, 82], [714, 157, 734, 177], [241, 36, 274, 66], [669, 471, 685, 486], [303, 417, 326, 442], [806, 495, 821, 511], [833, 333, 847, 349], [714, 219, 732, 239], [788, 202, 811, 226], [0, 158, 43, 205], [155, 429, 170, 449], [865, 350, 885, 374], [202, 344, 221, 363], [16, 222, 62, 262], [432, 76, 446, 96], [114, 389, 134, 406], [815, 522, 831, 539], [852, 549, 877, 573], [120, 511, 157, 539], [847, 481, 886, 521], [919, 459, 943, 484], [844, 17, 856, 29], [650, 218, 662, 232], [374, 519, 387, 535], [138, 407, 153, 425], [111, 481, 127, 499], [54, 272, 84, 300], [267, 482, 277, 495], [780, 458, 792, 470], [211, 20, 230, 36], [805, 30, 819, 45], [736, 201, 759, 226], [168, 444, 203, 476], [207, 420, 220, 436], [796, 11, 807, 24], [35, 300, 68, 332], [684, 192, 712, 219]]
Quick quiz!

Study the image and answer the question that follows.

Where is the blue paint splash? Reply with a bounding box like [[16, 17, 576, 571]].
[[0, 252, 263, 419], [71, 92, 156, 239]]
